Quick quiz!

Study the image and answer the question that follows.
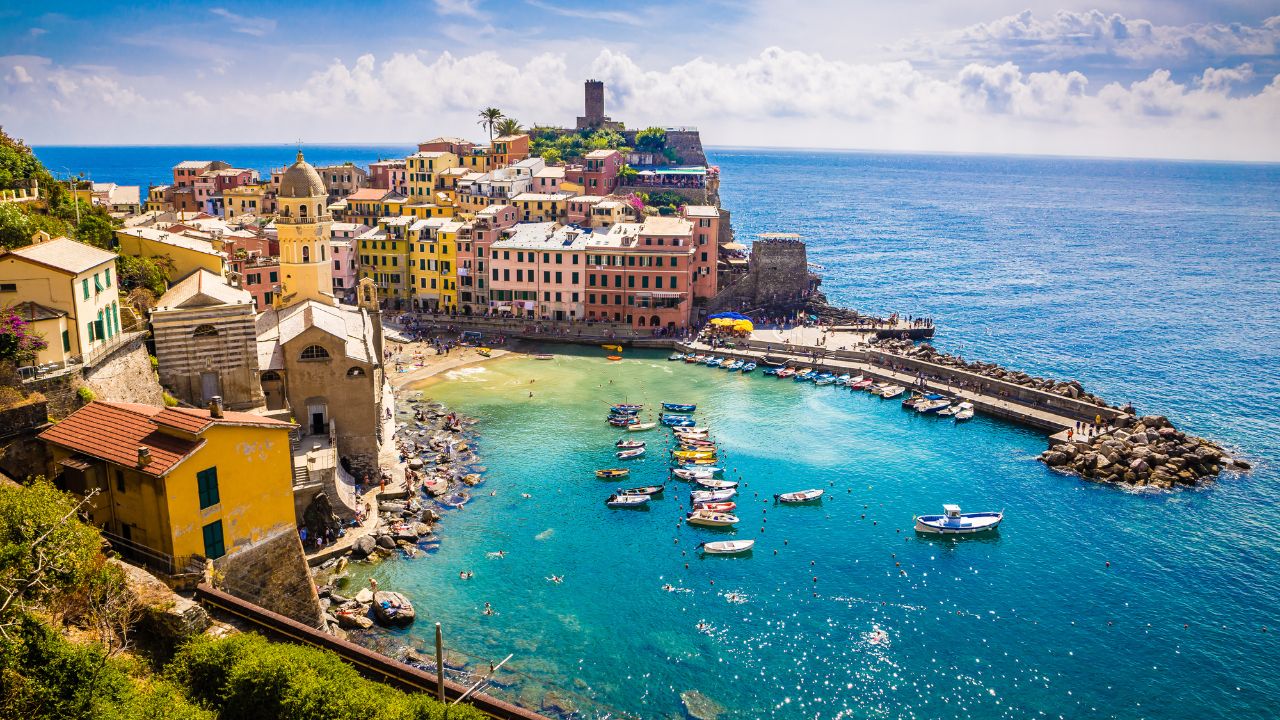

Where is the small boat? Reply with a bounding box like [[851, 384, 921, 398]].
[[775, 367, 796, 378], [612, 403, 643, 412], [693, 501, 736, 512], [595, 468, 630, 479], [700, 540, 755, 555], [869, 382, 890, 395], [686, 509, 739, 527], [880, 385, 905, 399], [671, 467, 722, 481], [835, 374, 852, 386], [662, 402, 697, 413], [704, 356, 722, 367], [608, 416, 639, 427], [477, 347, 492, 357], [661, 414, 696, 427], [675, 458, 720, 467], [602, 344, 623, 352], [533, 353, 554, 360], [673, 449, 716, 459], [671, 426, 709, 435], [626, 422, 657, 432], [606, 355, 622, 361], [619, 484, 665, 496], [690, 488, 736, 503], [372, 591, 416, 626], [606, 493, 650, 508], [725, 360, 744, 371], [794, 370, 814, 382], [668, 353, 685, 361], [695, 478, 737, 489], [677, 438, 716, 448], [813, 373, 836, 386], [850, 378, 874, 390], [741, 362, 757, 373], [917, 399, 952, 414], [761, 367, 778, 376], [954, 403, 975, 421], [914, 505, 1003, 535], [775, 488, 824, 503], [615, 439, 645, 449], [617, 447, 646, 460], [761, 356, 788, 367]]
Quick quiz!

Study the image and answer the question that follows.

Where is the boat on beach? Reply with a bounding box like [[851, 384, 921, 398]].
[[626, 422, 657, 432], [686, 509, 739, 527], [700, 540, 755, 555], [606, 493, 650, 508], [595, 468, 630, 479], [775, 488, 824, 503], [914, 504, 1003, 535], [662, 402, 697, 412], [617, 447, 646, 459]]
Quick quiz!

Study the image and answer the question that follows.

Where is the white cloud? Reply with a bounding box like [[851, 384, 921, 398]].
[[5, 66, 33, 85], [434, 0, 486, 20], [28, 28, 48, 39], [209, 7, 277, 37], [524, 0, 642, 26]]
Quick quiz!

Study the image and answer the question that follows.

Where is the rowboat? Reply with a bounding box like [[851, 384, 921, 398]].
[[700, 540, 754, 555], [953, 402, 975, 421], [615, 439, 645, 449], [916, 399, 951, 414], [661, 414, 696, 427], [606, 493, 650, 508], [617, 447, 646, 459], [673, 450, 716, 461], [725, 360, 744, 371], [612, 403, 643, 412], [601, 344, 623, 352], [678, 438, 716, 448], [626, 422, 657, 432], [704, 356, 722, 367], [668, 353, 685, 361], [850, 378, 874, 390], [478, 347, 492, 357], [794, 370, 814, 382], [869, 382, 890, 395], [618, 484, 665, 496], [671, 426, 709, 435], [595, 468, 630, 479], [813, 373, 836, 386], [914, 505, 1003, 535], [684, 354, 703, 363], [662, 402, 697, 413], [690, 488, 736, 503], [775, 488, 824, 503], [608, 416, 638, 427], [761, 367, 778, 376], [675, 458, 719, 467], [835, 374, 852, 386], [693, 501, 735, 512], [775, 367, 796, 378], [695, 478, 737, 489], [686, 509, 739, 527], [606, 356, 622, 361], [879, 385, 905, 399], [671, 467, 722, 481], [741, 362, 757, 373]]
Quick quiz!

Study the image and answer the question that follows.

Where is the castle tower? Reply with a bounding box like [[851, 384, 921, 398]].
[[275, 151, 336, 308], [577, 79, 610, 130]]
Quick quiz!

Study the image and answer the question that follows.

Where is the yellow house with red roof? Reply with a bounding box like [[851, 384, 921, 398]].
[[39, 399, 296, 572]]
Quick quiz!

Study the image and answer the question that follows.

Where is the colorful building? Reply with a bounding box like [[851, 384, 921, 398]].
[[406, 151, 460, 203], [489, 222, 590, 320], [457, 204, 518, 314], [114, 226, 227, 283], [368, 159, 408, 195], [583, 219, 695, 330], [510, 192, 575, 223], [355, 216, 412, 305], [224, 183, 270, 219], [490, 134, 530, 166], [408, 218, 459, 311], [40, 400, 296, 569]]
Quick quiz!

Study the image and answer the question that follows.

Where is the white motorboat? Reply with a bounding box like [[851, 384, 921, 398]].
[[606, 493, 650, 508], [879, 385, 905, 399], [617, 447, 646, 459], [914, 505, 1003, 535], [672, 467, 720, 481], [672, 426, 710, 436], [700, 540, 755, 555], [916, 399, 951, 414], [953, 402, 975, 421], [695, 478, 738, 489], [686, 509, 739, 527], [626, 422, 657, 432], [775, 488, 824, 503], [691, 488, 736, 503]]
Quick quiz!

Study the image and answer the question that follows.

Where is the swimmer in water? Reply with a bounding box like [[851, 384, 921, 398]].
[[483, 602, 494, 616], [662, 583, 675, 592], [547, 575, 563, 584], [521, 493, 531, 498]]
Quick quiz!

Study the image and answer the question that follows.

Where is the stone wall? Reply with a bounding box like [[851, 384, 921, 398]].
[[152, 303, 262, 409], [83, 337, 165, 407], [214, 525, 324, 628], [707, 238, 817, 313]]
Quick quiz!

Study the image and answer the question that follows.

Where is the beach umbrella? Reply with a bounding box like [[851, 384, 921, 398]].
[[711, 318, 736, 327], [732, 320, 754, 332]]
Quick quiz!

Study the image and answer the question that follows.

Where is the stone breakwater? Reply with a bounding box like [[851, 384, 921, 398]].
[[873, 338, 1121, 409], [1039, 414, 1251, 488]]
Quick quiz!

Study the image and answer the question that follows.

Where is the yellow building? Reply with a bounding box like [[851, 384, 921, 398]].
[[408, 218, 460, 310], [403, 202, 455, 220], [406, 151, 460, 203], [224, 183, 270, 219], [0, 233, 121, 366], [114, 226, 227, 283], [344, 188, 407, 226], [459, 148, 491, 172], [40, 400, 297, 568], [274, 152, 337, 307], [356, 217, 412, 305], [510, 192, 574, 223]]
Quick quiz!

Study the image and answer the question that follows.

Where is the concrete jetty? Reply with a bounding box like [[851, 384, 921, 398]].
[[677, 338, 1126, 433]]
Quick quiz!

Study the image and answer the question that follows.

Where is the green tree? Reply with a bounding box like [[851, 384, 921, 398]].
[[116, 255, 172, 297], [617, 164, 638, 182], [494, 118, 523, 137], [476, 107, 504, 141], [0, 203, 72, 249], [540, 147, 562, 165], [74, 214, 117, 250], [635, 126, 667, 152]]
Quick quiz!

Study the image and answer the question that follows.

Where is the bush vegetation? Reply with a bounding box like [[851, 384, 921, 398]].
[[530, 126, 631, 163]]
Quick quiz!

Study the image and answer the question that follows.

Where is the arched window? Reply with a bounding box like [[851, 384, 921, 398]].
[[193, 324, 218, 337], [260, 370, 281, 382], [637, 316, 646, 327], [302, 246, 310, 263], [320, 244, 326, 261], [317, 204, 323, 216], [300, 204, 308, 218], [650, 315, 660, 327], [346, 366, 366, 377], [299, 345, 330, 361]]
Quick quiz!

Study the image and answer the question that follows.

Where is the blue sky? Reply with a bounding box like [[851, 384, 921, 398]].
[[3, 1, 1279, 160]]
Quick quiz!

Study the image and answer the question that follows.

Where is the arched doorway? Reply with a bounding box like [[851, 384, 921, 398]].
[[260, 371, 285, 410], [305, 396, 328, 435], [650, 315, 660, 327]]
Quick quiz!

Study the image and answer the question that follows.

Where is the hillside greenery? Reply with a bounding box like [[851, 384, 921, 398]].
[[529, 126, 631, 163]]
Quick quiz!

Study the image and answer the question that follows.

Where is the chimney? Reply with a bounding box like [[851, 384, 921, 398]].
[[137, 447, 152, 467], [209, 396, 224, 418]]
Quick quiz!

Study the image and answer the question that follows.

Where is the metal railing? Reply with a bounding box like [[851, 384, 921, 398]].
[[101, 529, 203, 577]]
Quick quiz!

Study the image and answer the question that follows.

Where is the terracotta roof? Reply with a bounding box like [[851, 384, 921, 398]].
[[8, 301, 66, 322], [38, 401, 293, 478], [346, 188, 391, 202], [8, 237, 117, 275]]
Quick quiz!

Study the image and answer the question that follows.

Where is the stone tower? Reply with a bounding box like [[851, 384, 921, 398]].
[[577, 79, 610, 130], [275, 151, 336, 308], [358, 277, 384, 360]]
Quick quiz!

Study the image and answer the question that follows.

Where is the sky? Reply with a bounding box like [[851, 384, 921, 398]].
[[2, 0, 1279, 161]]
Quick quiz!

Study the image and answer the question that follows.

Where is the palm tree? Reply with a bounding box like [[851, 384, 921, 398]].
[[495, 118, 524, 137], [478, 108, 504, 141]]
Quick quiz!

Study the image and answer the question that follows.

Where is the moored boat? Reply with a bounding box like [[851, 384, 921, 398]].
[[615, 439, 645, 449], [850, 378, 874, 390], [662, 402, 697, 413], [761, 367, 779, 376], [601, 344, 623, 352], [671, 426, 709, 435], [668, 352, 685, 361], [618, 484, 665, 496], [608, 415, 639, 427], [606, 493, 650, 508], [595, 468, 630, 479], [685, 354, 703, 363], [954, 403, 975, 421], [704, 356, 722, 366], [914, 505, 1003, 534], [690, 488, 736, 503], [879, 385, 905, 399], [686, 509, 739, 527], [741, 362, 757, 373], [775, 488, 824, 503], [917, 398, 952, 414], [611, 403, 643, 413], [626, 422, 658, 432], [775, 367, 796, 378], [695, 477, 737, 489], [617, 447, 646, 460], [661, 414, 697, 427], [673, 449, 716, 460], [726, 360, 744, 371], [693, 501, 736, 512], [671, 467, 722, 481], [700, 540, 755, 555]]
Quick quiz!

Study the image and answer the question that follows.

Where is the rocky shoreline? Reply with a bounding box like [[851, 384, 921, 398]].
[[1039, 414, 1250, 488]]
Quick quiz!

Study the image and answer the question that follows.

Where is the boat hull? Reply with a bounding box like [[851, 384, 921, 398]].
[[914, 512, 1003, 534]]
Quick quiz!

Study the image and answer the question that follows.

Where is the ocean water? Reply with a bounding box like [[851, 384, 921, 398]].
[[33, 145, 1280, 718]]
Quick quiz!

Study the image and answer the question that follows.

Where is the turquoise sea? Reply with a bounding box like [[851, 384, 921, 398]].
[[34, 145, 1280, 718]]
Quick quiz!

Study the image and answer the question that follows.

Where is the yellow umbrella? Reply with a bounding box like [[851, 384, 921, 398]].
[[711, 318, 736, 326], [732, 319, 754, 332]]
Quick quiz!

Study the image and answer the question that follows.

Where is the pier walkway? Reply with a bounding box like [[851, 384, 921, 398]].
[[678, 339, 1121, 434]]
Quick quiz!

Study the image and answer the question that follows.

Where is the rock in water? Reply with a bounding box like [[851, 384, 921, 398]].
[[351, 535, 376, 559], [681, 689, 725, 720]]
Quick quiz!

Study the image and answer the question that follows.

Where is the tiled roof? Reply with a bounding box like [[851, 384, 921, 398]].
[[8, 301, 66, 322], [39, 402, 201, 477], [346, 188, 391, 202], [8, 237, 117, 275], [256, 300, 377, 369], [155, 269, 251, 310]]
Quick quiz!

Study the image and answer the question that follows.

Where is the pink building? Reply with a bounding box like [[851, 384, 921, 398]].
[[172, 160, 228, 188], [239, 259, 280, 310], [488, 223, 591, 320], [330, 239, 358, 301], [368, 159, 408, 195], [566, 195, 604, 225], [682, 205, 721, 300], [580, 149, 623, 194], [458, 204, 519, 314]]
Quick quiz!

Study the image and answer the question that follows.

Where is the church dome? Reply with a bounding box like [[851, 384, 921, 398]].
[[278, 151, 327, 199]]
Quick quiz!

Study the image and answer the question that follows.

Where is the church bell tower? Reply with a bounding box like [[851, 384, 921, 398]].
[[275, 151, 336, 308]]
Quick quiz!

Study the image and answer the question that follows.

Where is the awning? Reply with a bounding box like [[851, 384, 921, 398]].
[[59, 455, 95, 471]]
